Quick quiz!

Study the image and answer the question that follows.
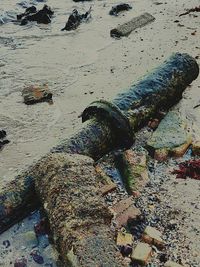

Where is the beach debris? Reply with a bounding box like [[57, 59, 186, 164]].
[[34, 217, 50, 236], [22, 84, 52, 104], [153, 1, 163, 5], [142, 226, 164, 248], [95, 165, 114, 184], [61, 7, 91, 31], [34, 153, 126, 266], [2, 239, 11, 248], [110, 12, 155, 38], [99, 182, 117, 196], [129, 214, 147, 240], [0, 129, 10, 149], [116, 228, 133, 247], [172, 159, 200, 180], [179, 6, 200, 17], [0, 129, 6, 139], [147, 111, 192, 161], [14, 257, 27, 267], [18, 5, 54, 25], [148, 118, 160, 130], [117, 230, 133, 257], [17, 6, 37, 20], [73, 0, 93, 2], [164, 261, 184, 267], [111, 197, 141, 228], [109, 4, 132, 16], [115, 149, 148, 194], [30, 249, 44, 264], [131, 242, 152, 265]]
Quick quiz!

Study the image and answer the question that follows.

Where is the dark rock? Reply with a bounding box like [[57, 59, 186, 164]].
[[14, 257, 27, 267], [17, 6, 37, 20], [109, 4, 132, 16], [20, 5, 53, 25], [61, 7, 91, 31], [0, 130, 6, 139], [1, 139, 10, 145], [120, 245, 133, 257], [159, 253, 168, 263], [30, 250, 44, 264], [22, 84, 53, 104], [34, 218, 50, 236], [2, 239, 10, 248]]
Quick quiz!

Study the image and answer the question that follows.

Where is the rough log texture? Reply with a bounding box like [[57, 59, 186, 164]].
[[34, 153, 127, 267], [110, 12, 155, 38], [115, 149, 149, 194], [0, 53, 199, 234]]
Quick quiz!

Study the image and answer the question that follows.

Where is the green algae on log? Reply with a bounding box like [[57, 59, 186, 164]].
[[115, 149, 149, 194], [147, 110, 192, 161], [34, 153, 127, 267], [0, 53, 199, 234]]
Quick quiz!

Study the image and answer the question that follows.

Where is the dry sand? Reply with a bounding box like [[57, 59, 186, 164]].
[[0, 0, 200, 266]]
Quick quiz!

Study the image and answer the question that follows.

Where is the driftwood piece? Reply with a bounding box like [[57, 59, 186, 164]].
[[34, 153, 127, 267], [179, 6, 200, 17], [0, 53, 199, 234], [110, 12, 155, 38], [109, 4, 132, 16]]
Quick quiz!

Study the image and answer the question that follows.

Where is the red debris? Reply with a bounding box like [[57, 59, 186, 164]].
[[172, 159, 200, 180]]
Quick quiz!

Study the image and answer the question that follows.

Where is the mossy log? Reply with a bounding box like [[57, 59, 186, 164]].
[[34, 153, 127, 267], [0, 53, 199, 234], [115, 149, 149, 194]]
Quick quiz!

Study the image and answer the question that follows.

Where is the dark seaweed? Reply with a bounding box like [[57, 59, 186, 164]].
[[109, 3, 132, 16], [19, 5, 54, 25], [61, 8, 91, 31]]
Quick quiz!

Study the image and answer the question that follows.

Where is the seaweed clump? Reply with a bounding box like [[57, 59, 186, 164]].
[[61, 7, 91, 31], [172, 159, 200, 180]]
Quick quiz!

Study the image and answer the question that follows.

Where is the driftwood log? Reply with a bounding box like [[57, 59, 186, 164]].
[[34, 153, 127, 266], [0, 53, 199, 234]]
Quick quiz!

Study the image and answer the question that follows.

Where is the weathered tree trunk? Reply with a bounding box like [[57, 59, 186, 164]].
[[0, 53, 199, 234]]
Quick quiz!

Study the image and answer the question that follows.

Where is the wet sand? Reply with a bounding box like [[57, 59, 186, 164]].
[[0, 0, 200, 266]]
